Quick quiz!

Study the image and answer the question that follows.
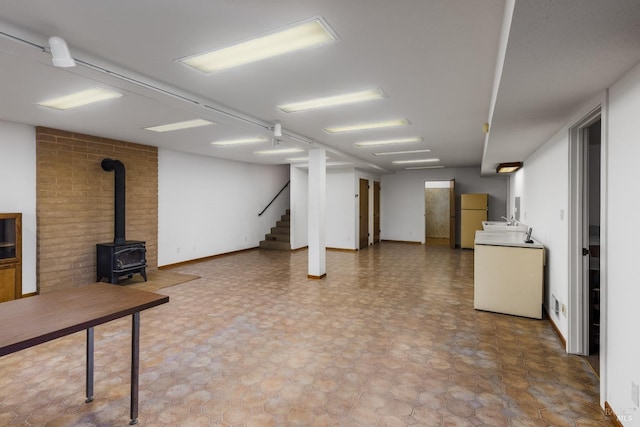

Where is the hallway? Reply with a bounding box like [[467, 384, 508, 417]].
[[0, 243, 610, 426]]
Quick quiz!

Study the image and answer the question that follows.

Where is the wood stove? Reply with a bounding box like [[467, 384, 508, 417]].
[[96, 158, 147, 284]]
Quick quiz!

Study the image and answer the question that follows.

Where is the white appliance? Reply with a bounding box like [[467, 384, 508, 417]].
[[460, 193, 488, 249]]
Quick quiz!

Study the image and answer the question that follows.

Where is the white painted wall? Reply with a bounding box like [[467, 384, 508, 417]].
[[381, 167, 508, 244], [290, 167, 381, 251], [327, 168, 356, 250], [511, 59, 640, 421], [0, 121, 36, 294], [290, 165, 308, 250], [605, 60, 640, 423], [158, 149, 289, 265], [509, 128, 571, 337]]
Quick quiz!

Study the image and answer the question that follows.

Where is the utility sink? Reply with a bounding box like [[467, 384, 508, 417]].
[[482, 221, 528, 232]]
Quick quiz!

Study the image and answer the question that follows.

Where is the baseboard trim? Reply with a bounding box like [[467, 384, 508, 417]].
[[159, 247, 258, 270], [381, 239, 422, 245], [327, 247, 357, 252], [544, 305, 567, 350], [307, 274, 327, 280], [605, 402, 625, 427], [21, 292, 37, 298]]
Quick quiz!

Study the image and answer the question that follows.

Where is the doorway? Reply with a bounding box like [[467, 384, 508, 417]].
[[359, 179, 369, 249], [424, 180, 456, 247], [568, 108, 603, 375], [373, 181, 380, 244], [586, 119, 602, 373]]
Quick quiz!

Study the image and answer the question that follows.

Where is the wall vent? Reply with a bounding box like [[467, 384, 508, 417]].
[[552, 294, 560, 316]]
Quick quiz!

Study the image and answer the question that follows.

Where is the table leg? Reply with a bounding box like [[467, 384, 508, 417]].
[[86, 327, 94, 403], [130, 312, 140, 425]]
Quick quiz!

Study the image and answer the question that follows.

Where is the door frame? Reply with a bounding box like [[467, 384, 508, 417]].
[[358, 178, 369, 249], [568, 102, 609, 406], [373, 181, 381, 243], [423, 180, 455, 245]]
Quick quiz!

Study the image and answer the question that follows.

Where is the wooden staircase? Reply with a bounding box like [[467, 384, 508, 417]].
[[259, 209, 291, 250]]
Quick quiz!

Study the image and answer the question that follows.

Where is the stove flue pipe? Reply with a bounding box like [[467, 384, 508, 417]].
[[101, 158, 126, 245]]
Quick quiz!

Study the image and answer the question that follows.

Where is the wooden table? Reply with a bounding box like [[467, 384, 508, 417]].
[[0, 283, 169, 425]]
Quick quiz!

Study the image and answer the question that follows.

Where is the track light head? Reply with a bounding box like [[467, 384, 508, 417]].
[[48, 36, 76, 67]]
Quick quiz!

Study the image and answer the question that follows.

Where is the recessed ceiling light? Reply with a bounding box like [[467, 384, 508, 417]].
[[324, 119, 409, 134], [406, 165, 446, 170], [211, 137, 267, 146], [392, 158, 440, 164], [496, 162, 523, 173], [145, 119, 215, 132], [254, 148, 305, 155], [372, 149, 431, 156], [37, 88, 122, 110], [354, 137, 423, 147], [277, 88, 385, 113], [177, 17, 338, 74]]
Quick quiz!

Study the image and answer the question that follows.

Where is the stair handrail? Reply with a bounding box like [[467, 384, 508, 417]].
[[258, 180, 290, 216]]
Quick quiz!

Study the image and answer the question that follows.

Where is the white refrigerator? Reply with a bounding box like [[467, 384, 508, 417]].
[[460, 193, 488, 249]]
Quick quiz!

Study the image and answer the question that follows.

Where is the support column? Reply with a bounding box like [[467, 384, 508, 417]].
[[308, 147, 326, 279]]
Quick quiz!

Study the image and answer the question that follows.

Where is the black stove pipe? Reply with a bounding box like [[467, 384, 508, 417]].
[[101, 158, 126, 245]]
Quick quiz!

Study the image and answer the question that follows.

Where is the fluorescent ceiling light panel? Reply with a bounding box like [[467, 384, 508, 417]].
[[211, 137, 267, 146], [145, 119, 215, 132], [392, 158, 440, 164], [37, 88, 122, 110], [178, 17, 337, 74], [277, 88, 385, 113], [406, 165, 446, 170], [254, 148, 305, 155], [324, 119, 409, 134], [372, 149, 431, 156], [285, 156, 330, 162], [354, 137, 423, 147]]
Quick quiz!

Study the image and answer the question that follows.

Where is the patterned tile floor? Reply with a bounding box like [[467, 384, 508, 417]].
[[0, 243, 611, 426]]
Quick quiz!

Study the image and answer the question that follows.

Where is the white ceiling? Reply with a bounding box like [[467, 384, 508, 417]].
[[0, 0, 639, 175]]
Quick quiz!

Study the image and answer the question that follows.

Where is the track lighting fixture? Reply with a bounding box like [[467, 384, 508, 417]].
[[48, 36, 76, 67]]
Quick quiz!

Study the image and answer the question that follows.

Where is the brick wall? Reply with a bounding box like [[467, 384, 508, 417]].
[[36, 127, 158, 293]]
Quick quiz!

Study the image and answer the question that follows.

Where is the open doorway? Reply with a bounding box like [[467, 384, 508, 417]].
[[359, 179, 369, 249], [586, 119, 602, 374], [568, 108, 603, 378], [424, 180, 456, 247]]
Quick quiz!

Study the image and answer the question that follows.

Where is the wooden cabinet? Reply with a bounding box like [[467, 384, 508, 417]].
[[0, 213, 21, 302]]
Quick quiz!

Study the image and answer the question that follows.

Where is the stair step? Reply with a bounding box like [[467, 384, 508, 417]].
[[276, 220, 290, 228], [281, 214, 290, 221], [259, 240, 291, 250], [271, 226, 290, 235], [265, 233, 290, 242]]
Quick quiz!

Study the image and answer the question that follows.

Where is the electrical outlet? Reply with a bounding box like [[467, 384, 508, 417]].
[[561, 304, 567, 317], [632, 380, 639, 407]]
